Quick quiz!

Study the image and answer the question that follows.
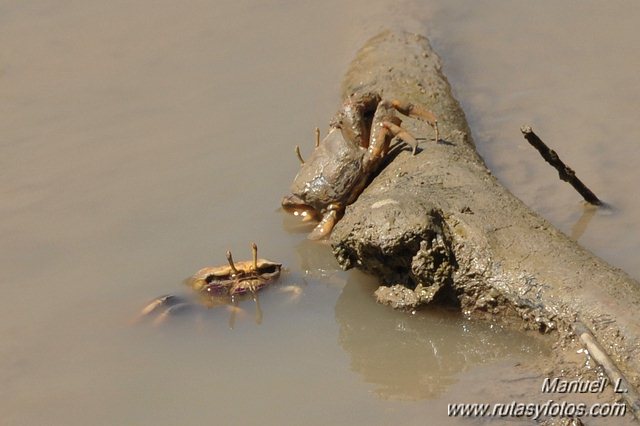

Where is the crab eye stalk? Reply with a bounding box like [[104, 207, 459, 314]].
[[295, 145, 305, 164], [226, 250, 240, 276], [251, 242, 258, 270]]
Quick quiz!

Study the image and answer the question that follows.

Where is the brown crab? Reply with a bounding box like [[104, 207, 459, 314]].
[[138, 243, 282, 324], [281, 92, 439, 240]]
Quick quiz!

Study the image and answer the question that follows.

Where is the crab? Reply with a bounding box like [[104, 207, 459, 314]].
[[281, 92, 439, 240], [138, 243, 282, 325]]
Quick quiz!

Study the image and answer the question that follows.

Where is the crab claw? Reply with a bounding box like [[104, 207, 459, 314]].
[[281, 195, 320, 222]]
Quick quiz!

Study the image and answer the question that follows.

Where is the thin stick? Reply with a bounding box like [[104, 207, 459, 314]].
[[574, 322, 640, 420], [520, 126, 602, 206]]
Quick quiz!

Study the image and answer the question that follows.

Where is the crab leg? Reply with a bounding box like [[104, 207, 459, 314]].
[[308, 208, 340, 240], [134, 294, 185, 323], [382, 121, 419, 155], [139, 294, 181, 316], [390, 99, 439, 142], [336, 92, 382, 148], [153, 302, 201, 325], [368, 121, 396, 161]]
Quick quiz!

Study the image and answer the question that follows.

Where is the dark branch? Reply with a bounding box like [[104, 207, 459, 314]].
[[520, 125, 602, 206]]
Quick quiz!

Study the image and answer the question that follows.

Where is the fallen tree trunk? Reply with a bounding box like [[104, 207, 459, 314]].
[[330, 30, 640, 415]]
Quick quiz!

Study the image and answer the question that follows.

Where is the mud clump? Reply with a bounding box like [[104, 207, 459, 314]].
[[333, 193, 455, 308]]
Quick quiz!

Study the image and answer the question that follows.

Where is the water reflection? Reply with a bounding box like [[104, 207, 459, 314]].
[[335, 271, 550, 400], [294, 238, 342, 277], [570, 203, 599, 241], [281, 209, 317, 236]]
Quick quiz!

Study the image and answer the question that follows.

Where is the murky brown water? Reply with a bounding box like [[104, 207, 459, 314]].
[[2, 1, 639, 425]]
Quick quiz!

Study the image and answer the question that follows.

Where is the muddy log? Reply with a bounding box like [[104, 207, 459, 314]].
[[330, 30, 640, 410]]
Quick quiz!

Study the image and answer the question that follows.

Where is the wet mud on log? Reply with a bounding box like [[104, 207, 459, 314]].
[[330, 30, 640, 416]]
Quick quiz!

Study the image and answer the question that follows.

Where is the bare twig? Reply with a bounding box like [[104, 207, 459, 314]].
[[520, 126, 602, 206], [574, 321, 640, 421]]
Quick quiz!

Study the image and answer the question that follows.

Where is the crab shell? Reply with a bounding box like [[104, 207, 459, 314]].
[[187, 259, 282, 296], [282, 128, 369, 218]]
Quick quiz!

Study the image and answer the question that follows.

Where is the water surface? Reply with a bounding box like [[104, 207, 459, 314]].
[[2, 1, 639, 424]]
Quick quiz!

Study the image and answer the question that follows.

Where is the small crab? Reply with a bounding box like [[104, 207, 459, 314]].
[[138, 243, 282, 324], [282, 92, 439, 240]]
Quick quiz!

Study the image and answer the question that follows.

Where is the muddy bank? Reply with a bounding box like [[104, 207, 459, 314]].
[[330, 30, 640, 415]]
